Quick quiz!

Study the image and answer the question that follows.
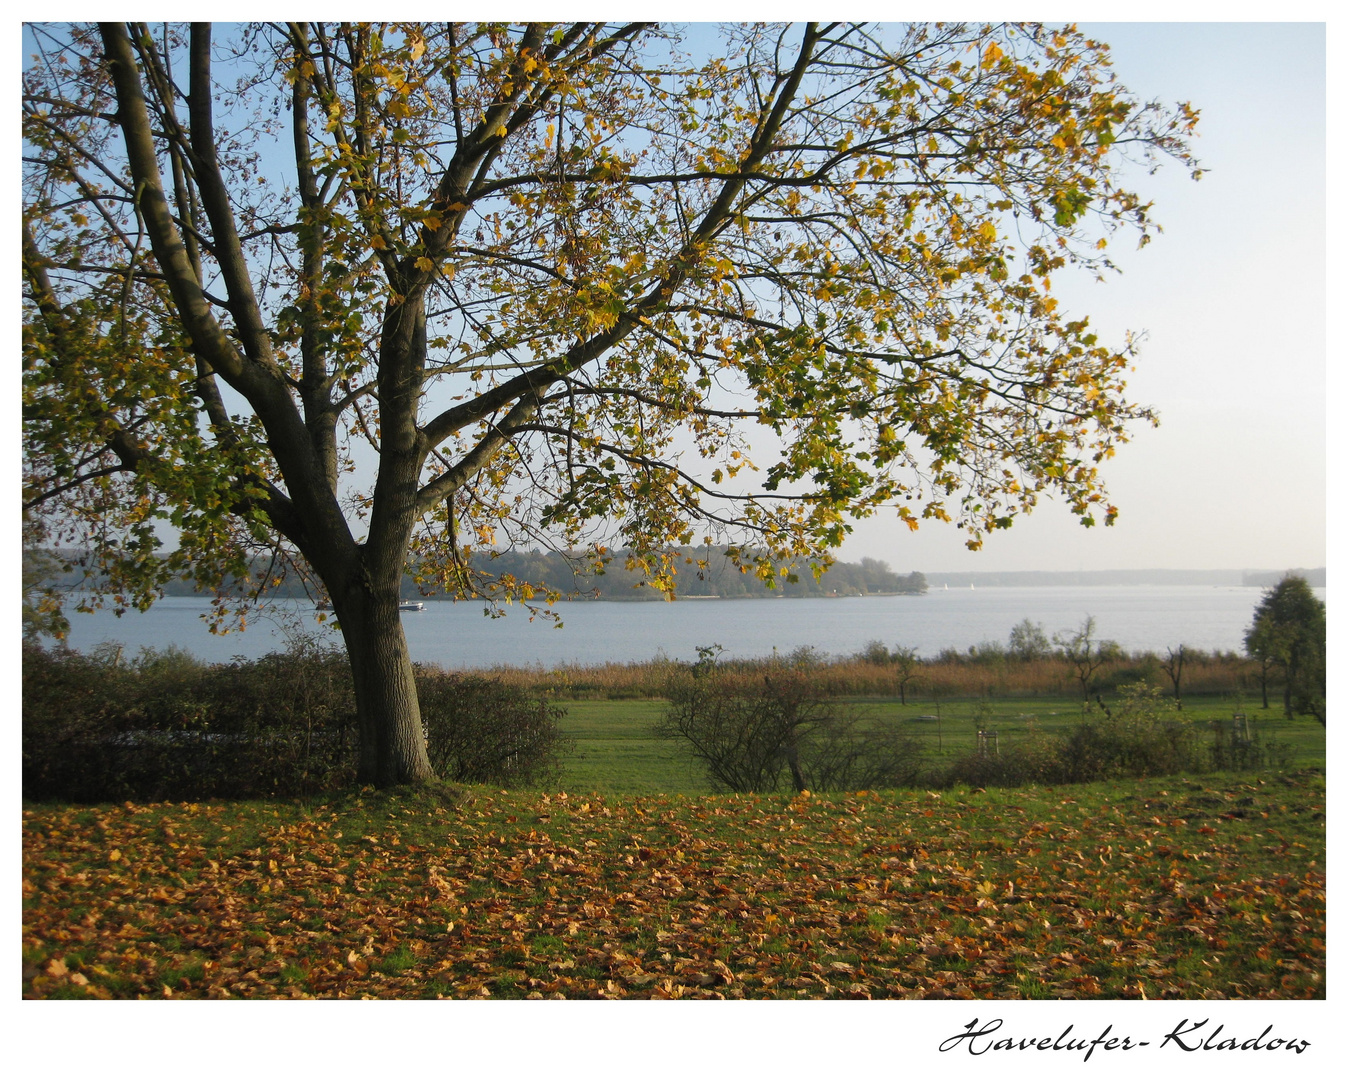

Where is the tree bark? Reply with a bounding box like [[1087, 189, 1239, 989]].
[[337, 586, 434, 786], [783, 743, 807, 794]]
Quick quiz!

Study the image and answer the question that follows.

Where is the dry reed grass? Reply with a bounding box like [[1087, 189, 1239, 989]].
[[454, 651, 1256, 701]]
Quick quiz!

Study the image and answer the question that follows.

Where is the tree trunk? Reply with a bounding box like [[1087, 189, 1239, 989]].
[[338, 590, 434, 786], [783, 742, 807, 794]]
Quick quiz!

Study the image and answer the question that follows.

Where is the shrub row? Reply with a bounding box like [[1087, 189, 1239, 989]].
[[22, 642, 569, 802], [932, 685, 1293, 789], [654, 666, 1294, 795]]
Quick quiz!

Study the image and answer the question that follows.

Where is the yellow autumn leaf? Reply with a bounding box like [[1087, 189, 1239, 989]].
[[369, 235, 387, 250], [494, 123, 508, 138], [416, 256, 435, 272]]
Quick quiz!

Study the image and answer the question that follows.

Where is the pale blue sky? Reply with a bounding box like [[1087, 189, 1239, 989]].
[[833, 19, 1328, 573]]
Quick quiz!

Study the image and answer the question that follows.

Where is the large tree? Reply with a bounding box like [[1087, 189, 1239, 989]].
[[1244, 575, 1326, 723], [22, 22, 1199, 784]]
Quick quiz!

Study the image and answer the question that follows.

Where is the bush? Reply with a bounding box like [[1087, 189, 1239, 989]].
[[856, 640, 893, 666], [199, 641, 359, 796], [1007, 618, 1051, 661], [1052, 683, 1206, 782], [23, 643, 134, 802], [23, 641, 569, 800], [937, 682, 1205, 788], [937, 732, 1064, 789], [934, 683, 1289, 790], [23, 640, 359, 800], [416, 669, 571, 787], [654, 653, 924, 793], [1208, 712, 1295, 772]]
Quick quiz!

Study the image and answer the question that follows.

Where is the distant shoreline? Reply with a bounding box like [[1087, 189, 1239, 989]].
[[402, 579, 1326, 603], [920, 568, 1326, 589], [47, 568, 1327, 606]]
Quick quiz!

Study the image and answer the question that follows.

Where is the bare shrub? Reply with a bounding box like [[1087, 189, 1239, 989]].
[[654, 650, 923, 793]]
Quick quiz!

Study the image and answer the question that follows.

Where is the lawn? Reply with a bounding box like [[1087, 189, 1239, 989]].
[[23, 769, 1325, 999], [557, 692, 1325, 794], [558, 699, 714, 795]]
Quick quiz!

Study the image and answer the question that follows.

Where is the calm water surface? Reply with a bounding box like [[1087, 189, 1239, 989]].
[[46, 585, 1316, 669]]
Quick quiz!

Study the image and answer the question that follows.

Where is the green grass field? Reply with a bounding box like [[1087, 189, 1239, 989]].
[[559, 699, 712, 794], [557, 692, 1325, 795]]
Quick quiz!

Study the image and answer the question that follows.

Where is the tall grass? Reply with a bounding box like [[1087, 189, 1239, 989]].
[[479, 647, 1257, 701]]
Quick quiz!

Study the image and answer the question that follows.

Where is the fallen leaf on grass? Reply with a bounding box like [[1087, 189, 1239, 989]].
[[20, 777, 1327, 1000]]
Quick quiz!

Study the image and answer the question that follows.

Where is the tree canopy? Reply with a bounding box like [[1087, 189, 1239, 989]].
[[22, 22, 1199, 783], [1244, 575, 1326, 724]]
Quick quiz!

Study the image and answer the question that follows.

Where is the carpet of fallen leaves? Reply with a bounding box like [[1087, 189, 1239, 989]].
[[23, 772, 1324, 999]]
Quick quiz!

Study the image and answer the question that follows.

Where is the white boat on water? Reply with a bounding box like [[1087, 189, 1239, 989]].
[[319, 599, 423, 611]]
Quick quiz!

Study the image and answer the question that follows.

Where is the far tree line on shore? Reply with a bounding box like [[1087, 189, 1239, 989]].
[[23, 545, 927, 611]]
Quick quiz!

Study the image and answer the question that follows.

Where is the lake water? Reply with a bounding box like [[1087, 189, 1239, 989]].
[[42, 585, 1316, 669]]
